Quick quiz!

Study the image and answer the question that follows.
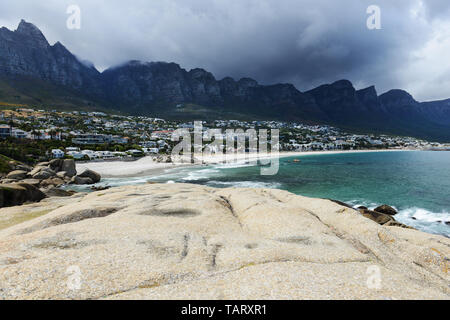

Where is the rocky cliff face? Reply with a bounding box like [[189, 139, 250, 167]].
[[0, 20, 102, 97], [1, 20, 450, 141], [100, 61, 321, 120], [0, 183, 448, 299]]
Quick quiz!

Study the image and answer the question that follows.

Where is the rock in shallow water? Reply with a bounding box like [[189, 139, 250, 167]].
[[374, 205, 398, 216], [359, 208, 394, 225], [70, 176, 94, 185], [77, 169, 101, 183]]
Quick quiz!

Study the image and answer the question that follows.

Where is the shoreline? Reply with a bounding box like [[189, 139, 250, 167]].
[[77, 148, 413, 178]]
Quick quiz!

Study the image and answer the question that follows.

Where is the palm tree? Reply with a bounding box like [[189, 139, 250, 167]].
[[49, 130, 57, 140], [31, 130, 40, 140]]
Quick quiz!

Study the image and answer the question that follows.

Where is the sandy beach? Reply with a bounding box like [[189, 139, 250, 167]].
[[76, 156, 191, 178], [76, 149, 409, 178]]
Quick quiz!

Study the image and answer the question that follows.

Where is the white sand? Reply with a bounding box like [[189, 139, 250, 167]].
[[76, 157, 189, 178], [77, 149, 409, 178]]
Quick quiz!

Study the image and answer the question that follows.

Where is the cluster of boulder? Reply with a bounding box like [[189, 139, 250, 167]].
[[4, 159, 75, 188], [3, 159, 100, 188], [358, 204, 414, 229], [0, 159, 102, 208], [330, 200, 413, 229]]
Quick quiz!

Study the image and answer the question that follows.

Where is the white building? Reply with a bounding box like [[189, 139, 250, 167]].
[[51, 149, 65, 159], [11, 128, 28, 139]]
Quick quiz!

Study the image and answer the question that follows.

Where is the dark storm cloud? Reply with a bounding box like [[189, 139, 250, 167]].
[[0, 0, 449, 100]]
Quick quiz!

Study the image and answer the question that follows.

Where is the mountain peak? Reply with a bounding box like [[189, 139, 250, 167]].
[[331, 79, 354, 89], [379, 89, 418, 107], [15, 19, 49, 47]]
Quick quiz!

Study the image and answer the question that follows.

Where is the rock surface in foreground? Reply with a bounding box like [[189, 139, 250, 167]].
[[0, 183, 448, 300], [0, 183, 46, 208]]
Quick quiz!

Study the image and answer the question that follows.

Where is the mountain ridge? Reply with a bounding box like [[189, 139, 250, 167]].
[[1, 20, 450, 141]]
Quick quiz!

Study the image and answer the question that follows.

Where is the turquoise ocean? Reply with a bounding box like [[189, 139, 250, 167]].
[[90, 151, 450, 237]]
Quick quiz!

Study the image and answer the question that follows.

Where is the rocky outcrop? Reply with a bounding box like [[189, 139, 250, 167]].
[[0, 184, 448, 300], [61, 159, 77, 177], [359, 208, 395, 225], [69, 176, 94, 185], [357, 206, 411, 229], [6, 170, 27, 180], [374, 205, 397, 216], [76, 169, 101, 184], [0, 183, 46, 208], [42, 187, 75, 198], [1, 158, 100, 196], [0, 20, 102, 96]]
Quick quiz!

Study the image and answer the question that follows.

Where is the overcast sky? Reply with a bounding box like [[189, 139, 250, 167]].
[[1, 0, 449, 101]]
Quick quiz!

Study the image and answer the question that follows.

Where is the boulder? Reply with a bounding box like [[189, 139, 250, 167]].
[[374, 205, 397, 216], [49, 159, 64, 171], [358, 208, 394, 225], [14, 164, 32, 172], [61, 159, 77, 177], [28, 166, 43, 177], [0, 183, 46, 208], [36, 162, 49, 167], [40, 177, 65, 188], [56, 171, 67, 179], [384, 220, 415, 229], [6, 170, 27, 180], [42, 187, 75, 198], [70, 176, 94, 185], [19, 179, 41, 187], [33, 168, 56, 180], [91, 185, 110, 191], [77, 169, 101, 183], [1, 179, 18, 184]]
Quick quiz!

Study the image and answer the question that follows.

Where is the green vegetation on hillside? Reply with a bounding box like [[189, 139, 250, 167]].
[[0, 154, 23, 174], [0, 77, 111, 113]]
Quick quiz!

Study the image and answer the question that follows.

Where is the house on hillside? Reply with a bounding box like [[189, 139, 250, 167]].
[[51, 149, 65, 159], [0, 125, 11, 138]]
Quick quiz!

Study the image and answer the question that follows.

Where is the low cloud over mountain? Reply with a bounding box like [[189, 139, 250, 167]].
[[1, 0, 449, 101]]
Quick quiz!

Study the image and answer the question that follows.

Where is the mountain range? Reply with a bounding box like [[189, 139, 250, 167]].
[[1, 20, 450, 141]]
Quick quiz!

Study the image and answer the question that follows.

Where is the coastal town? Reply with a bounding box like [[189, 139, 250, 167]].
[[1, 107, 449, 165]]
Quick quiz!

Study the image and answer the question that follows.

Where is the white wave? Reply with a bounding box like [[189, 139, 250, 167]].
[[206, 180, 282, 189], [181, 168, 221, 181], [396, 207, 449, 223], [395, 207, 449, 237], [347, 199, 380, 209], [339, 201, 449, 237], [213, 162, 257, 169]]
